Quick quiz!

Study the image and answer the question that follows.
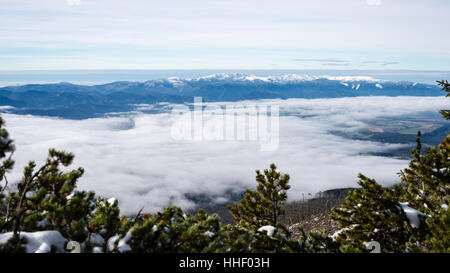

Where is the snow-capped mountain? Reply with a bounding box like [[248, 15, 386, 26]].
[[185, 73, 382, 84], [140, 73, 386, 88]]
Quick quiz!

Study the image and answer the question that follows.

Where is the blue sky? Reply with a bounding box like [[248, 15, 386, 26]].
[[1, 0, 450, 70]]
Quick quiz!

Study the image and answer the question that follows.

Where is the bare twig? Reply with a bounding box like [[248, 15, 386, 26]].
[[134, 206, 144, 222]]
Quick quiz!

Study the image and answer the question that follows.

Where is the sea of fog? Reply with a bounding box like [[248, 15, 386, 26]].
[[2, 96, 448, 214]]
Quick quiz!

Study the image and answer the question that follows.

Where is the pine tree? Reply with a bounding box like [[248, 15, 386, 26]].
[[389, 133, 450, 252], [330, 79, 450, 253], [390, 81, 449, 252], [331, 174, 415, 252], [119, 206, 222, 253], [0, 116, 15, 232], [394, 134, 449, 215], [0, 149, 97, 251], [84, 197, 121, 252], [0, 116, 14, 184], [228, 163, 290, 231], [205, 224, 254, 253], [295, 228, 340, 253], [426, 207, 450, 252]]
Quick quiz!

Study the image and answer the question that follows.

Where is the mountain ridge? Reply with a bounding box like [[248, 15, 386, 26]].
[[0, 74, 443, 119]]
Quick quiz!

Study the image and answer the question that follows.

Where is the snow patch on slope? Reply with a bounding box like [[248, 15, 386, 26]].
[[258, 225, 276, 237], [398, 202, 427, 228], [0, 231, 67, 253]]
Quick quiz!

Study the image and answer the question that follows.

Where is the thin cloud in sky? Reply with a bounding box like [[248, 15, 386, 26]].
[[323, 63, 350, 67], [366, 0, 382, 6], [291, 58, 349, 63], [66, 0, 81, 6], [359, 60, 400, 67], [0, 0, 449, 70], [381, 62, 400, 66], [292, 58, 351, 67]]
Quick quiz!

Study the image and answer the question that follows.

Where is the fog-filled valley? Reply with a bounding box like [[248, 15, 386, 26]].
[[2, 95, 448, 214]]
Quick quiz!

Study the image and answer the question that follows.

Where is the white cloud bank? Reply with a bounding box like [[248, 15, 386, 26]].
[[2, 96, 448, 214]]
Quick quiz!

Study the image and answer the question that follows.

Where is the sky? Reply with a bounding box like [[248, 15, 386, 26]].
[[1, 0, 450, 71], [3, 96, 448, 214]]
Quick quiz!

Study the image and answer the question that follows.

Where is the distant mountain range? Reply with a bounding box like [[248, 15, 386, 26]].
[[0, 73, 443, 119]]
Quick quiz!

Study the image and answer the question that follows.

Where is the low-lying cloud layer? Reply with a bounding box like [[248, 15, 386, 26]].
[[2, 96, 447, 214]]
